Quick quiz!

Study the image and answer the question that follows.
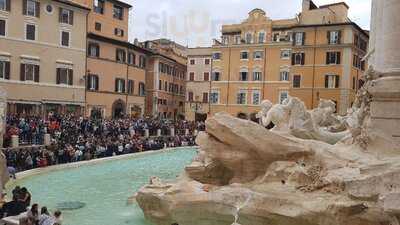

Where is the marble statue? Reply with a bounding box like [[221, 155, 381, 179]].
[[0, 88, 9, 190], [136, 1, 400, 225]]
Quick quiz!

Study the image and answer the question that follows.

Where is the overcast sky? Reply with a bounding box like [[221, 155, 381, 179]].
[[125, 0, 371, 47]]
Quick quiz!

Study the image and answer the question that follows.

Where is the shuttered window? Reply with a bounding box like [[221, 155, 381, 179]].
[[26, 24, 36, 41], [87, 74, 99, 91], [59, 8, 74, 25], [20, 63, 39, 82], [0, 19, 5, 36], [56, 68, 73, 85], [127, 80, 134, 95], [0, 61, 10, 79], [24, 0, 40, 17], [325, 75, 340, 89]]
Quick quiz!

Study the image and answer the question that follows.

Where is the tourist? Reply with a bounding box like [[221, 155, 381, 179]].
[[27, 203, 39, 225], [53, 210, 62, 225], [1, 193, 26, 217], [38, 207, 52, 225], [19, 187, 31, 209]]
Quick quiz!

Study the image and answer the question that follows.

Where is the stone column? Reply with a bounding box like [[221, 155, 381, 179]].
[[369, 0, 400, 144]]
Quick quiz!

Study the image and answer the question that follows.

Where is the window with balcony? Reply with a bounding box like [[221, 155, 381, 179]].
[[87, 74, 99, 91], [113, 5, 123, 20], [328, 31, 341, 44], [0, 0, 6, 11], [252, 90, 260, 105], [325, 75, 340, 88], [234, 35, 241, 44], [59, 8, 73, 25], [293, 75, 301, 88], [212, 72, 220, 81], [326, 52, 341, 64], [210, 91, 219, 104], [115, 78, 125, 93], [237, 91, 247, 104], [253, 71, 261, 81], [88, 43, 100, 57], [56, 68, 73, 85], [0, 60, 10, 79], [93, 0, 104, 14], [20, 63, 39, 82]]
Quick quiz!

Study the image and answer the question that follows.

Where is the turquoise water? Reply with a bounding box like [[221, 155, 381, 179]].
[[6, 148, 197, 225]]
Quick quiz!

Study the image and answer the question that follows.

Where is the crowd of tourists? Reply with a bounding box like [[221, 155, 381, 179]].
[[0, 186, 61, 224], [2, 114, 204, 173]]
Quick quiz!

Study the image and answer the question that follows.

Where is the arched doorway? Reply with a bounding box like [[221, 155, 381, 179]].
[[112, 99, 126, 118]]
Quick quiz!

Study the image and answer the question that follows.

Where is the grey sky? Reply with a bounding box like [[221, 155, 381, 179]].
[[125, 0, 371, 47]]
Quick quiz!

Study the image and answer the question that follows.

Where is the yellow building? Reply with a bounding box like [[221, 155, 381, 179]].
[[210, 0, 368, 119], [0, 0, 89, 116], [185, 47, 212, 121], [75, 0, 149, 118]]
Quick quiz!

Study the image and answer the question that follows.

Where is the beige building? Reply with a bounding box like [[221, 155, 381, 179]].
[[210, 0, 368, 119], [186, 47, 212, 121], [74, 0, 149, 119], [0, 0, 89, 116], [144, 39, 187, 119]]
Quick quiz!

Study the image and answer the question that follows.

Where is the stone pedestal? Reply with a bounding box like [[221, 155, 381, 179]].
[[11, 135, 19, 148], [44, 134, 51, 146], [144, 129, 149, 138], [157, 129, 162, 137], [369, 76, 400, 144], [170, 128, 175, 137]]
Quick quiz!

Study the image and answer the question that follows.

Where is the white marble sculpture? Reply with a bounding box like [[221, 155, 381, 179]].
[[0, 88, 9, 190], [136, 1, 400, 225]]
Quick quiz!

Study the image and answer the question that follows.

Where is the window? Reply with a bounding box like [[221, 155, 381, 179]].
[[253, 51, 263, 60], [294, 32, 305, 46], [56, 68, 73, 85], [114, 28, 124, 37], [273, 33, 280, 42], [139, 82, 145, 96], [245, 33, 252, 44], [190, 59, 195, 65], [0, 0, 7, 11], [235, 35, 241, 45], [158, 80, 162, 90], [25, 0, 39, 17], [328, 31, 341, 44], [93, 0, 104, 14], [0, 19, 5, 36], [281, 49, 291, 59], [204, 72, 209, 81], [213, 52, 221, 60], [116, 49, 126, 63], [205, 58, 210, 65], [293, 75, 301, 88], [59, 8, 74, 25], [279, 91, 288, 104], [45, 4, 53, 14], [127, 80, 134, 94], [189, 72, 194, 81], [253, 71, 261, 81], [25, 24, 36, 41], [212, 72, 220, 81], [210, 91, 219, 104], [252, 90, 260, 105], [20, 63, 39, 82], [164, 81, 167, 91], [95, 22, 101, 31], [87, 74, 99, 91], [258, 32, 265, 43], [61, 31, 70, 47], [128, 52, 136, 65], [0, 60, 10, 79], [239, 71, 248, 81], [139, 56, 146, 68], [280, 71, 289, 81], [222, 36, 229, 45], [240, 51, 249, 60], [352, 77, 356, 90], [325, 75, 340, 88], [292, 52, 305, 65], [115, 78, 125, 93], [201, 92, 208, 103], [88, 43, 100, 57], [237, 91, 247, 105], [113, 5, 123, 20], [188, 92, 193, 102], [326, 52, 341, 64]]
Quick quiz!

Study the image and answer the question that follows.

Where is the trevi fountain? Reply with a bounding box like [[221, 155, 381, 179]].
[[0, 0, 399, 225]]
